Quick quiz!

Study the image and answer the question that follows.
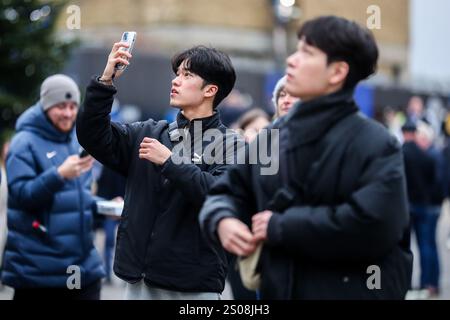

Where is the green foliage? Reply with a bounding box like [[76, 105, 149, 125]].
[[0, 0, 78, 131]]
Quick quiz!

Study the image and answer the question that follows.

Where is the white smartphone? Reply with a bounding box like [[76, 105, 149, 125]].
[[115, 31, 136, 71], [96, 200, 124, 217]]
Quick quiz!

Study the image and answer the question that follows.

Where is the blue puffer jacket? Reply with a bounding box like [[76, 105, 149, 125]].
[[1, 104, 105, 288]]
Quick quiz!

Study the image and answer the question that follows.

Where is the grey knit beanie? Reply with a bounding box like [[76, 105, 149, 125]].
[[40, 74, 80, 111], [272, 76, 287, 110]]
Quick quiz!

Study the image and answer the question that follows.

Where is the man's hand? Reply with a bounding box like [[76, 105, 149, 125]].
[[99, 42, 132, 83], [57, 155, 94, 179], [217, 218, 257, 257], [139, 137, 172, 165], [111, 196, 124, 203], [252, 210, 273, 242]]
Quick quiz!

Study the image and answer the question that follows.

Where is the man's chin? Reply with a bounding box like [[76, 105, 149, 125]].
[[284, 84, 297, 97], [169, 100, 183, 109], [56, 124, 73, 133]]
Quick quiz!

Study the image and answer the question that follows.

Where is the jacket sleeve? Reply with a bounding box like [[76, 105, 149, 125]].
[[76, 77, 138, 176], [267, 138, 409, 262], [161, 133, 246, 208], [199, 146, 257, 245], [7, 148, 65, 211], [160, 158, 224, 208]]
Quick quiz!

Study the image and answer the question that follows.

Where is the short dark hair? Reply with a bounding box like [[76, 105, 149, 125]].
[[297, 16, 379, 89], [171, 46, 236, 108], [401, 120, 417, 133]]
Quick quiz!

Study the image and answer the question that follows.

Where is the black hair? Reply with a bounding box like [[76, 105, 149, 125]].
[[171, 45, 236, 108], [297, 16, 379, 89], [401, 120, 417, 133]]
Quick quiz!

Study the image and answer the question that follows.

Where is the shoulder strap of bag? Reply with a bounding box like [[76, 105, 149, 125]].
[[168, 120, 181, 145], [160, 120, 182, 150]]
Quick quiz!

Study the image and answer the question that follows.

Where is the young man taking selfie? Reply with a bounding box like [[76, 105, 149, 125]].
[[77, 44, 243, 300]]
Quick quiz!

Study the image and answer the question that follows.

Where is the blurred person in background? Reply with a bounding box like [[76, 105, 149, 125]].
[[424, 96, 447, 147], [0, 132, 12, 284], [219, 89, 252, 127], [443, 114, 450, 200], [235, 108, 271, 143], [442, 114, 450, 251], [383, 106, 405, 143], [414, 121, 445, 297], [401, 121, 436, 298], [1, 75, 105, 300], [407, 96, 428, 125], [272, 75, 300, 122]]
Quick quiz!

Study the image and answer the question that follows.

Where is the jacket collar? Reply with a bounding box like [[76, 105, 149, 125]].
[[176, 110, 222, 132], [281, 88, 359, 147]]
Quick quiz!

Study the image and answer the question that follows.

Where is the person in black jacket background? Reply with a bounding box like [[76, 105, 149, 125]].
[[404, 121, 445, 297], [77, 44, 243, 299], [200, 16, 413, 300]]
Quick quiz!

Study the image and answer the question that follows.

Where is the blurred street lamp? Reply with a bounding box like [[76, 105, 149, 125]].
[[276, 0, 296, 24], [280, 0, 296, 6], [270, 0, 301, 71]]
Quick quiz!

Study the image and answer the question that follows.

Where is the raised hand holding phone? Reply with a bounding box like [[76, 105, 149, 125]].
[[115, 31, 136, 71], [99, 31, 136, 84]]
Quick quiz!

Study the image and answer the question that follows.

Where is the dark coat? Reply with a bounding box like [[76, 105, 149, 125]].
[[76, 78, 244, 293], [200, 89, 413, 299], [402, 141, 435, 204], [2, 104, 105, 288]]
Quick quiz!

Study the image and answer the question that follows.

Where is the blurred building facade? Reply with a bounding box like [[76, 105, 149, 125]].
[[55, 0, 412, 117], [58, 0, 408, 78], [298, 0, 409, 84]]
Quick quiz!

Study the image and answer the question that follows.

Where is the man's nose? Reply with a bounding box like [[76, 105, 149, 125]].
[[172, 77, 181, 86], [286, 54, 295, 67], [63, 107, 74, 117], [287, 52, 299, 67]]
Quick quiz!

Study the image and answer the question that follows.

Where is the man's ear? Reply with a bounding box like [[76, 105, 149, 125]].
[[328, 61, 349, 86], [204, 84, 218, 98]]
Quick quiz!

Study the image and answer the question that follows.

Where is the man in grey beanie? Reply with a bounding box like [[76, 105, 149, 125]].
[[40, 74, 81, 132], [41, 74, 80, 109], [2, 74, 105, 300]]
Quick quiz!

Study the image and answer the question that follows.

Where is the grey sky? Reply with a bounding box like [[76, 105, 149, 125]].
[[410, 0, 450, 83]]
